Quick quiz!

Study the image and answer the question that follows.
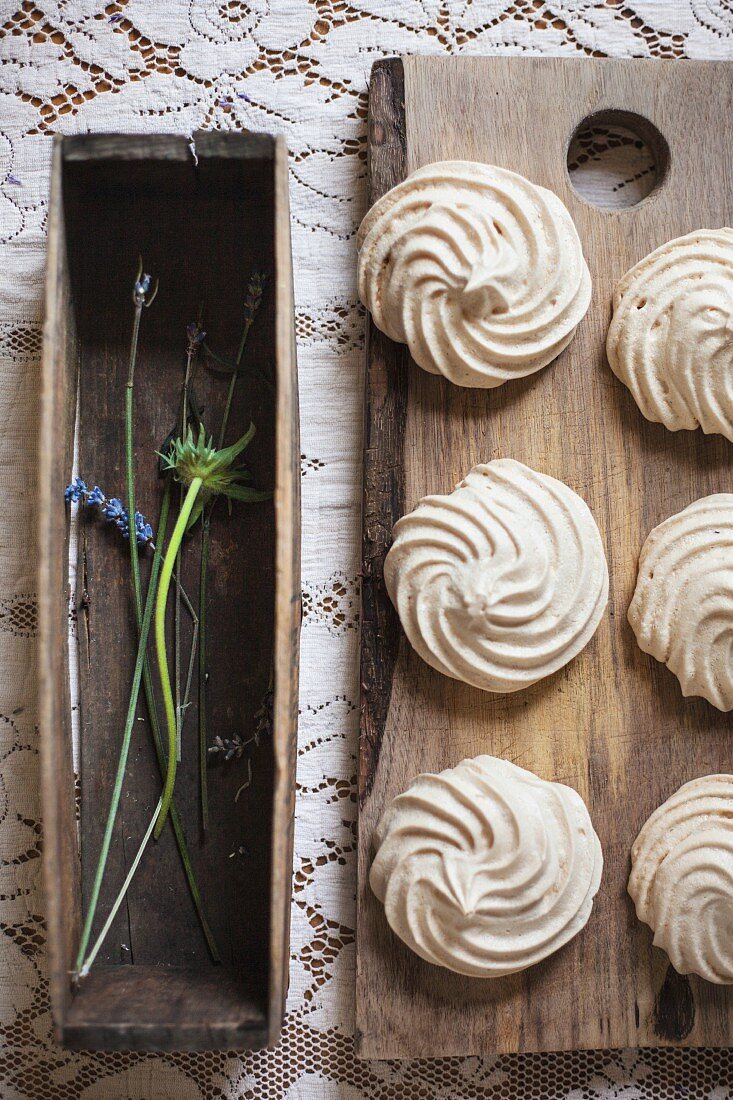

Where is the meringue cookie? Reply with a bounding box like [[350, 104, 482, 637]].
[[607, 229, 733, 440], [628, 494, 733, 711], [628, 775, 733, 985], [370, 755, 603, 978], [384, 459, 609, 693], [357, 160, 591, 388]]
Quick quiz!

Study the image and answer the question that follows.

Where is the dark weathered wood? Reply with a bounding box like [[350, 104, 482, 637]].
[[360, 59, 408, 804], [357, 56, 733, 1059], [63, 966, 268, 1051], [39, 132, 299, 1051]]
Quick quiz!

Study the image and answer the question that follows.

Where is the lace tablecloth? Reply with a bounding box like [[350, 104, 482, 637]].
[[1, 3, 732, 1097]]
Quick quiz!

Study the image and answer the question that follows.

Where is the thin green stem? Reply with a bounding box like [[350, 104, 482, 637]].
[[218, 313, 254, 449], [174, 573, 198, 620], [170, 578, 199, 753], [182, 604, 199, 735], [174, 343, 196, 760], [74, 487, 164, 975], [124, 295, 163, 821], [175, 565, 182, 760], [199, 513, 211, 831], [219, 376, 238, 451], [126, 303, 143, 631], [79, 797, 162, 978], [154, 477, 203, 839]]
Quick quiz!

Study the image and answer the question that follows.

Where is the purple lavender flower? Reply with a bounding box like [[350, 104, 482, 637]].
[[65, 484, 153, 545], [133, 511, 154, 545], [103, 497, 125, 521], [64, 477, 88, 503], [133, 272, 151, 305], [186, 322, 206, 352]]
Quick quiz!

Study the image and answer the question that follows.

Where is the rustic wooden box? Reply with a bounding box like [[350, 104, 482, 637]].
[[38, 133, 300, 1051]]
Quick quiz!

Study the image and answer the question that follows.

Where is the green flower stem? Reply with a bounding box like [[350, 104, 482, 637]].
[[123, 297, 218, 962], [174, 558, 182, 760], [154, 477, 203, 839], [140, 489, 219, 963], [218, 312, 252, 449], [126, 304, 144, 667], [74, 487, 169, 976], [124, 295, 164, 791], [174, 339, 196, 760], [199, 512, 211, 832]]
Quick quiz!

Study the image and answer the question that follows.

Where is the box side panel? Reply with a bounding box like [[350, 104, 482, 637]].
[[38, 138, 82, 1035], [268, 135, 300, 1043], [63, 966, 268, 1052]]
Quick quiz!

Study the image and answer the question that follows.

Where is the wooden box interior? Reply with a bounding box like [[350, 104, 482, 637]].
[[39, 133, 299, 1051]]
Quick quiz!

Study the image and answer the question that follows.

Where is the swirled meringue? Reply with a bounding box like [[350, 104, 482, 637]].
[[384, 459, 609, 693], [628, 775, 733, 985], [628, 494, 733, 711], [357, 160, 591, 388], [607, 229, 733, 440], [370, 755, 603, 977]]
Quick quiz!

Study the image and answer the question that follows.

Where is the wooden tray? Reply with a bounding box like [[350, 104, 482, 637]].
[[38, 133, 300, 1051], [358, 57, 733, 1060]]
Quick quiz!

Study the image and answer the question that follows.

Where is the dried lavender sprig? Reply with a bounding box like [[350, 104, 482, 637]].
[[208, 687, 272, 762], [208, 734, 246, 762], [64, 479, 154, 546], [187, 321, 206, 354], [210, 680, 273, 809], [198, 274, 267, 831], [218, 271, 266, 450]]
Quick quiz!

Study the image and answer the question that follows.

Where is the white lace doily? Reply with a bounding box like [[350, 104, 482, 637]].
[[1, 3, 732, 1097]]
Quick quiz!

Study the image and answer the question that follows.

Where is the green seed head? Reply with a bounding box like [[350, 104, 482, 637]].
[[160, 424, 271, 516]]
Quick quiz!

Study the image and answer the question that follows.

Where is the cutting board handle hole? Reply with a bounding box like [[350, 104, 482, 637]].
[[567, 109, 670, 210]]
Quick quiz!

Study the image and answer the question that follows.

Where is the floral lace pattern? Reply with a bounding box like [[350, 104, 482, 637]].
[[0, 2, 732, 1097]]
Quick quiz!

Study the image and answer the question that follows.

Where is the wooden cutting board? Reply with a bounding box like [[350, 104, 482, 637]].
[[357, 56, 733, 1060]]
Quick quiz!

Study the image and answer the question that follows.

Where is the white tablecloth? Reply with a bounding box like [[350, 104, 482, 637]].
[[1, 2, 732, 1096]]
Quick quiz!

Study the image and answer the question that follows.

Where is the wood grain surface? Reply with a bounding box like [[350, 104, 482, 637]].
[[357, 56, 733, 1059], [39, 132, 300, 1051]]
